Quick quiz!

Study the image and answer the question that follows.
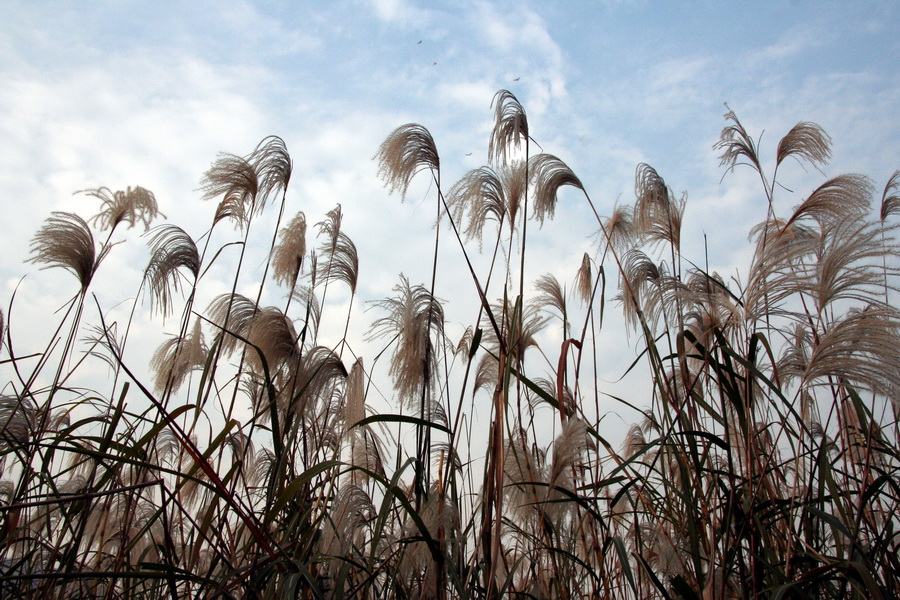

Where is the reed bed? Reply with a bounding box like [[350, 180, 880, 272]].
[[1, 91, 898, 599]]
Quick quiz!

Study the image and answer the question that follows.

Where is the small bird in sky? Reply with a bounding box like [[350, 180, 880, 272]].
[[465, 152, 472, 156], [513, 77, 520, 81], [417, 40, 422, 44]]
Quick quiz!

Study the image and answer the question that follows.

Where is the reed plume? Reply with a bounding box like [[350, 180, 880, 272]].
[[150, 319, 209, 393], [776, 120, 832, 170], [28, 212, 108, 291], [201, 153, 259, 230], [144, 224, 201, 317], [244, 306, 299, 377], [528, 153, 583, 224], [206, 293, 259, 355], [249, 135, 293, 203], [531, 273, 569, 337], [780, 305, 900, 400], [272, 211, 307, 289], [714, 107, 762, 177], [783, 174, 872, 228], [0, 395, 35, 451], [880, 170, 900, 221], [633, 163, 684, 250], [489, 90, 528, 166], [576, 253, 593, 305], [368, 275, 446, 409], [375, 124, 440, 199], [83, 185, 162, 232], [602, 201, 637, 258]]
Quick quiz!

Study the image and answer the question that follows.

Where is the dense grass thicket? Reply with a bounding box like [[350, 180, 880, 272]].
[[1, 90, 899, 599]]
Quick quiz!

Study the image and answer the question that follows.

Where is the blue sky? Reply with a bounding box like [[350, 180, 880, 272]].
[[1, 1, 898, 434]]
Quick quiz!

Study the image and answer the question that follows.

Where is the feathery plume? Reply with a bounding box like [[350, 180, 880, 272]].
[[82, 322, 124, 373], [344, 358, 366, 435], [809, 215, 891, 312], [680, 270, 740, 349], [150, 318, 208, 393], [201, 153, 259, 230], [548, 417, 590, 507], [780, 306, 900, 400], [504, 432, 546, 523], [154, 428, 181, 466], [375, 124, 439, 199], [576, 252, 593, 305], [879, 170, 900, 221], [531, 273, 567, 324], [619, 249, 663, 329], [272, 211, 307, 289], [473, 352, 499, 396], [744, 218, 817, 322], [446, 165, 506, 242], [321, 484, 374, 559], [602, 201, 637, 257], [245, 306, 299, 376], [0, 395, 35, 451], [528, 153, 584, 224], [28, 212, 108, 291], [292, 346, 348, 407], [315, 205, 359, 293], [351, 428, 385, 480], [783, 174, 873, 228], [83, 185, 162, 232], [634, 163, 684, 250], [622, 423, 646, 460], [455, 326, 474, 358], [0, 479, 15, 505], [489, 90, 528, 166], [317, 232, 359, 294], [317, 204, 342, 248], [368, 275, 446, 408], [225, 430, 255, 478], [480, 296, 548, 361], [714, 106, 762, 176], [144, 224, 201, 317], [249, 135, 292, 202], [776, 121, 832, 170], [291, 285, 322, 340], [206, 293, 259, 355]]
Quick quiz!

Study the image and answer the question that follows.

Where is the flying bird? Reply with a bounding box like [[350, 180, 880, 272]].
[[513, 77, 520, 81]]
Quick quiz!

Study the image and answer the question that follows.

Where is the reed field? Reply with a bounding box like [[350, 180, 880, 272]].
[[1, 89, 898, 599]]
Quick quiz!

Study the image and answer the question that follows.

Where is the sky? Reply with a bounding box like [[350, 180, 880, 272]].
[[1, 1, 898, 441]]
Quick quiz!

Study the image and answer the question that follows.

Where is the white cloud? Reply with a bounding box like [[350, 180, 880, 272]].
[[748, 24, 823, 66], [467, 3, 568, 114], [368, 0, 433, 26]]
